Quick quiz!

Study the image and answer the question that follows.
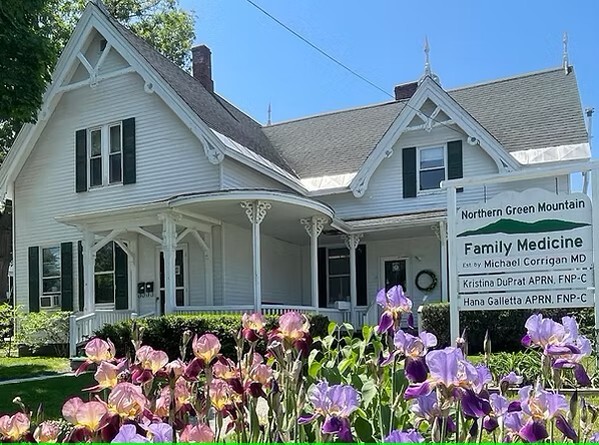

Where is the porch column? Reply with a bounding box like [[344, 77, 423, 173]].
[[301, 216, 328, 309], [160, 214, 177, 315], [432, 221, 448, 302], [344, 233, 363, 326], [82, 230, 96, 314], [241, 201, 271, 313]]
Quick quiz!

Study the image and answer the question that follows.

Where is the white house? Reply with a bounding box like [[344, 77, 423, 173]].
[[0, 2, 590, 340]]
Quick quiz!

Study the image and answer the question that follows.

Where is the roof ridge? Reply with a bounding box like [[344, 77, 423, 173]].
[[447, 66, 565, 92], [266, 99, 403, 127]]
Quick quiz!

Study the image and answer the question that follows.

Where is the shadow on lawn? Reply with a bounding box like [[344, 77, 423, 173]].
[[0, 364, 64, 381]]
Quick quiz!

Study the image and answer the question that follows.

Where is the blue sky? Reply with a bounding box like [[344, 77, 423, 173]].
[[180, 0, 597, 161]]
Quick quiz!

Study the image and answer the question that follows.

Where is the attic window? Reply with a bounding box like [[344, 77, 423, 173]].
[[100, 39, 107, 51]]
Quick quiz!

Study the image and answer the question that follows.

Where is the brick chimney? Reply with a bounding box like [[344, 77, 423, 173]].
[[394, 81, 418, 100], [192, 44, 214, 93]]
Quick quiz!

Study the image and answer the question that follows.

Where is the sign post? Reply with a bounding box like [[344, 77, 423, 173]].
[[444, 161, 599, 346]]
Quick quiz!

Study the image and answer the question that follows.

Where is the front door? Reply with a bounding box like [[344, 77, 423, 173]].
[[383, 258, 407, 292], [158, 249, 186, 314]]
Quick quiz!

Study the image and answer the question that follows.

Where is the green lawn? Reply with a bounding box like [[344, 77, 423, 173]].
[[0, 373, 95, 419], [0, 356, 70, 381]]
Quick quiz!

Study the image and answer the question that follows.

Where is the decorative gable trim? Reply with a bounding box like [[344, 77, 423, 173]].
[[349, 77, 521, 198], [0, 2, 307, 201]]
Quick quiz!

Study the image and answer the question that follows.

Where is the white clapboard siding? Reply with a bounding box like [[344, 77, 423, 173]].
[[323, 125, 568, 220], [222, 223, 303, 306], [221, 158, 291, 191], [14, 71, 220, 311]]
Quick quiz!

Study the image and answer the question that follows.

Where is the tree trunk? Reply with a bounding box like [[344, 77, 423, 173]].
[[0, 200, 13, 303]]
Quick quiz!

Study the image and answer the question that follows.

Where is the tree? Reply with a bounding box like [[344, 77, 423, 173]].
[[0, 0, 195, 302]]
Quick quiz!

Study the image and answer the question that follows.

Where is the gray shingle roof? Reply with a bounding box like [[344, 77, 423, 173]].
[[449, 67, 588, 153], [97, 4, 294, 173], [265, 68, 588, 178]]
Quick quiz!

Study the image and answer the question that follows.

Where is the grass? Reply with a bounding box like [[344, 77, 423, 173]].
[[0, 373, 95, 419], [0, 356, 70, 381]]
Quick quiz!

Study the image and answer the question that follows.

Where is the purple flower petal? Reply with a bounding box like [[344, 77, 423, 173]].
[[483, 416, 499, 432], [461, 389, 492, 418], [407, 313, 415, 329], [404, 382, 431, 399], [298, 413, 317, 424], [574, 363, 592, 387], [405, 358, 428, 383], [507, 400, 521, 412], [112, 425, 149, 443], [555, 414, 578, 441], [147, 423, 172, 443], [322, 415, 342, 434], [519, 419, 548, 443], [521, 334, 532, 347], [384, 429, 425, 443], [377, 312, 394, 334]]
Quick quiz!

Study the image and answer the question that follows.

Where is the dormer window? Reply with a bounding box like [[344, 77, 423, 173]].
[[418, 145, 446, 190]]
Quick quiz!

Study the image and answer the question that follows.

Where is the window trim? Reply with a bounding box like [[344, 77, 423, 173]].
[[156, 243, 189, 308], [416, 143, 447, 194], [87, 121, 124, 189], [40, 245, 61, 309]]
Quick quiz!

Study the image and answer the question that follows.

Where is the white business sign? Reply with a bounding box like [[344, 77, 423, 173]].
[[455, 188, 594, 311]]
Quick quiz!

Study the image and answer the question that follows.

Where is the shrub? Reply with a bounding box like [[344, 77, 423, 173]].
[[420, 302, 595, 354], [94, 313, 330, 360], [16, 310, 71, 357], [0, 303, 15, 343]]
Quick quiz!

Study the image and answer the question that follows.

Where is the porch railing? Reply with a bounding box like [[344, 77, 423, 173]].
[[69, 310, 137, 357]]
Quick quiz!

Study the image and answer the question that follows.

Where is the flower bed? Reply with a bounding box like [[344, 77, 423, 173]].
[[0, 286, 597, 443]]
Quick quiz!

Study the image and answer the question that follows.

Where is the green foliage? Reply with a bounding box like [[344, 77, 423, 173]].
[[0, 303, 15, 342], [16, 310, 71, 357], [95, 313, 330, 360], [421, 302, 595, 353], [471, 351, 541, 385]]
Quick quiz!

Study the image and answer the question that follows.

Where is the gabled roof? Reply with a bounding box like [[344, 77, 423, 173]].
[[263, 67, 588, 179], [96, 5, 294, 174]]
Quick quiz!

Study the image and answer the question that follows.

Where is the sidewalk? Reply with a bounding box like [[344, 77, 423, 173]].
[[0, 372, 75, 386]]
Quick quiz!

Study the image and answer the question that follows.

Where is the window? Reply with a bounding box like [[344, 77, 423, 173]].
[[95, 242, 115, 305], [418, 146, 445, 190], [327, 248, 350, 305], [88, 122, 123, 188], [159, 248, 187, 310], [41, 247, 61, 308]]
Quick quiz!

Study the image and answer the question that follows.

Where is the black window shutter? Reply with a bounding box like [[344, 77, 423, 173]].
[[61, 242, 73, 311], [78, 241, 84, 312], [122, 118, 136, 184], [114, 244, 129, 310], [317, 247, 327, 308], [356, 244, 367, 306], [447, 140, 463, 192], [75, 129, 87, 192], [402, 147, 417, 198], [28, 246, 40, 312]]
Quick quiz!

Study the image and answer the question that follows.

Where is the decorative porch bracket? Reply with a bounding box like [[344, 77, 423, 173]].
[[241, 201, 271, 313], [344, 233, 363, 325], [301, 216, 329, 310]]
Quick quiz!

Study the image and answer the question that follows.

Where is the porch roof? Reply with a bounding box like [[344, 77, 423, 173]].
[[341, 209, 446, 233], [56, 189, 336, 244]]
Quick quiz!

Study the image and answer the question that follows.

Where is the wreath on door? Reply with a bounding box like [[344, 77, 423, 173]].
[[415, 269, 437, 292]]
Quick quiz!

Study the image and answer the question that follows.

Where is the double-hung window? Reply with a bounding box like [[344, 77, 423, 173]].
[[41, 247, 61, 308], [88, 122, 123, 188], [418, 145, 446, 191], [327, 248, 350, 305]]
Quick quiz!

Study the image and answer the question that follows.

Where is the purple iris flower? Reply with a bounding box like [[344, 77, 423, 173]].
[[409, 391, 443, 423], [500, 371, 523, 386], [112, 424, 149, 443], [384, 429, 425, 443], [376, 285, 412, 334], [147, 423, 173, 443], [300, 381, 360, 441], [461, 389, 492, 418], [483, 394, 510, 432], [394, 330, 437, 382], [553, 336, 592, 386], [590, 432, 599, 442], [523, 314, 584, 355], [519, 384, 568, 420]]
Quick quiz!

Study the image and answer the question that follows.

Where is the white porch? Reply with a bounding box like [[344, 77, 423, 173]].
[[59, 192, 448, 354]]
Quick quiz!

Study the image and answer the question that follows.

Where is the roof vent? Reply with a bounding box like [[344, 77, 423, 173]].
[[191, 44, 214, 93], [393, 81, 418, 100]]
